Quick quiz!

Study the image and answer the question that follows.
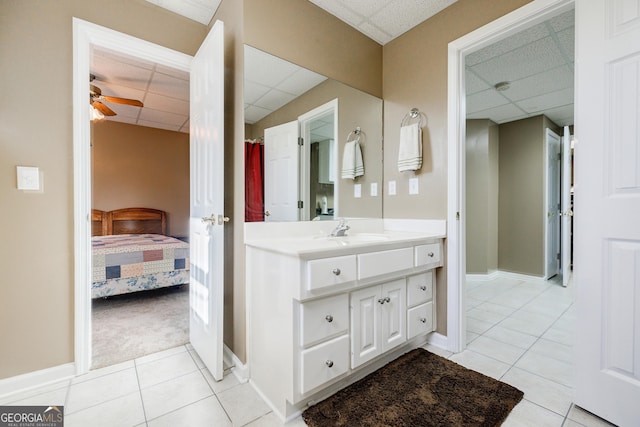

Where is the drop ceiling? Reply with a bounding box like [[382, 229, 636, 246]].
[[92, 1, 574, 134]]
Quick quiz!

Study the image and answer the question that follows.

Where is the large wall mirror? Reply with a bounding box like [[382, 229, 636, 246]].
[[244, 45, 383, 222]]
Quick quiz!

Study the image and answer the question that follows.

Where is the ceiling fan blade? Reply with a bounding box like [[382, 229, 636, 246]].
[[92, 101, 117, 116], [102, 96, 144, 107]]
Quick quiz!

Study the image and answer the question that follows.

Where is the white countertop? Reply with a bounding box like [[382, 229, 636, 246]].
[[245, 229, 445, 257]]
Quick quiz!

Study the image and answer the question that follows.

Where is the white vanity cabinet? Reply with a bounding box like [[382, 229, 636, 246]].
[[351, 279, 406, 368], [246, 233, 443, 421]]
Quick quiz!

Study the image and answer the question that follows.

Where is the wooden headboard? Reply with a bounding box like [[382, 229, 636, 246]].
[[91, 208, 167, 236], [92, 209, 108, 236]]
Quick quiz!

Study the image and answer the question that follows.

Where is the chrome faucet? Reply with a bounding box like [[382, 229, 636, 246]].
[[330, 218, 350, 237]]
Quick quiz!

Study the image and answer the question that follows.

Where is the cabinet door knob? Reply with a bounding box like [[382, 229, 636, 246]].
[[325, 360, 334, 368], [325, 314, 333, 323], [332, 268, 341, 276], [378, 297, 391, 304], [419, 285, 427, 291], [378, 298, 386, 304], [428, 252, 434, 257], [419, 317, 427, 323]]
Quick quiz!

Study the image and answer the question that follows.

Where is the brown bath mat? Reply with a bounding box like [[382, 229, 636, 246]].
[[302, 348, 523, 427]]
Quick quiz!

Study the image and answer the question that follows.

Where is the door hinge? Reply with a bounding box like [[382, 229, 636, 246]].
[[298, 200, 303, 209], [298, 137, 304, 146], [456, 212, 460, 220], [557, 153, 562, 160], [557, 253, 561, 260]]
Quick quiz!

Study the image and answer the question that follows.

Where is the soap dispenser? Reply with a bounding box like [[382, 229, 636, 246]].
[[321, 196, 328, 214]]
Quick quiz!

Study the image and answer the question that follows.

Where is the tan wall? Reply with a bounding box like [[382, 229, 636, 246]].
[[498, 116, 546, 276], [0, 0, 207, 379], [92, 121, 189, 236], [243, 0, 382, 98], [466, 120, 499, 275], [248, 79, 383, 219], [382, 0, 532, 334]]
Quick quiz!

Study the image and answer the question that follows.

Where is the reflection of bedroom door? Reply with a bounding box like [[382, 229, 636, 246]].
[[545, 128, 561, 279], [263, 120, 300, 221], [189, 20, 225, 382]]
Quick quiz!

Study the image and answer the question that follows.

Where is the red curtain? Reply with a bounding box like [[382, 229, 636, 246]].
[[245, 141, 264, 222]]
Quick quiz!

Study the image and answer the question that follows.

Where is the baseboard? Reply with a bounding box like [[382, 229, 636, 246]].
[[465, 271, 499, 281], [466, 270, 545, 283], [426, 332, 449, 351], [0, 363, 75, 400], [223, 345, 249, 383]]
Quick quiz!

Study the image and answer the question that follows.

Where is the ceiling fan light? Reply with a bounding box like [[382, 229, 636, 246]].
[[90, 104, 105, 121]]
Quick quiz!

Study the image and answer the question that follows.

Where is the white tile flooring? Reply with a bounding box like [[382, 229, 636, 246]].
[[0, 275, 616, 426]]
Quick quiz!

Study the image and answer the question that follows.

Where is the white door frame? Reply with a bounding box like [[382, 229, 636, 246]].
[[446, 0, 574, 353], [298, 99, 339, 220], [545, 128, 562, 280], [72, 18, 192, 375]]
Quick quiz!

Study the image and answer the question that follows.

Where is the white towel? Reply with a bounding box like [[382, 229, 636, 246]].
[[341, 140, 365, 179], [398, 123, 422, 172]]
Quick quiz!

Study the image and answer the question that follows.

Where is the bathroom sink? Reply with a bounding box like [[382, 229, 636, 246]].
[[314, 233, 390, 243]]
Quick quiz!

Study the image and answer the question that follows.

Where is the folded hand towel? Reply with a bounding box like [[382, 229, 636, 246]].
[[398, 123, 422, 172], [341, 140, 365, 179]]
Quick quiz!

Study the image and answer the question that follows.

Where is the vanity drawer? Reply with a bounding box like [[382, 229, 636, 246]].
[[300, 334, 349, 395], [407, 301, 434, 340], [407, 271, 433, 307], [357, 247, 413, 280], [306, 255, 356, 292], [300, 294, 349, 347], [415, 243, 442, 267]]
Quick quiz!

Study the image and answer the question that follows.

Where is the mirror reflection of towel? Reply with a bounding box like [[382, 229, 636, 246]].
[[398, 123, 422, 172], [341, 140, 364, 179]]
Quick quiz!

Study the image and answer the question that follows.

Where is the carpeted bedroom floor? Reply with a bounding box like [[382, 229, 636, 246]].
[[91, 284, 189, 369]]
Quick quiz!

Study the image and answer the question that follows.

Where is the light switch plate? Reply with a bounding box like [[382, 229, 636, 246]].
[[409, 177, 419, 195], [17, 166, 40, 191], [370, 182, 378, 197], [354, 183, 362, 198], [388, 180, 396, 195]]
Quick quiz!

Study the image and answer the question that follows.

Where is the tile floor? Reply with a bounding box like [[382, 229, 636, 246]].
[[0, 275, 616, 426]]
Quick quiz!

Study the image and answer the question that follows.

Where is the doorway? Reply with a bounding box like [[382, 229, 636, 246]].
[[73, 19, 225, 378], [446, 0, 575, 353]]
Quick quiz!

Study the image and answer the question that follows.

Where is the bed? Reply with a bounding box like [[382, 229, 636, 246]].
[[91, 208, 190, 299]]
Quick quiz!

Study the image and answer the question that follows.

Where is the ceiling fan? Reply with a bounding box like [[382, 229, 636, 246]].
[[89, 74, 143, 117]]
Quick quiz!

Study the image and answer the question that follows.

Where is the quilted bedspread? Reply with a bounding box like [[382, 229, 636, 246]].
[[92, 234, 189, 298]]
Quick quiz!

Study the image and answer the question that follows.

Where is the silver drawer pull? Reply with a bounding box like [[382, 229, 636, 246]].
[[325, 314, 333, 323], [419, 317, 427, 323], [419, 285, 427, 291], [428, 252, 435, 258], [326, 360, 334, 368], [332, 268, 341, 276]]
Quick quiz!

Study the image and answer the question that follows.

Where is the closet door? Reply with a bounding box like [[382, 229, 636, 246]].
[[264, 120, 300, 221]]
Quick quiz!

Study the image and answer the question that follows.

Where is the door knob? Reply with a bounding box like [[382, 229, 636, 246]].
[[265, 211, 271, 217], [218, 215, 230, 225], [201, 214, 216, 225]]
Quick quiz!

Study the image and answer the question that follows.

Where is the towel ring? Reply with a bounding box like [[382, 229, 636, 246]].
[[346, 127, 362, 143], [401, 108, 426, 127]]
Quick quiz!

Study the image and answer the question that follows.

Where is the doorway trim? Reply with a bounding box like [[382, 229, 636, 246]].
[[446, 0, 575, 353], [72, 18, 192, 374]]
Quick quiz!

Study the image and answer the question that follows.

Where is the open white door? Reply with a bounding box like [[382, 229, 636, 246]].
[[545, 128, 561, 280], [574, 1, 640, 425], [189, 20, 225, 381], [561, 125, 572, 286], [264, 120, 300, 221]]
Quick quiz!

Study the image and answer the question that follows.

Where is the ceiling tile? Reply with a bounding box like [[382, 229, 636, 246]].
[[548, 9, 574, 32], [155, 64, 189, 80], [470, 36, 567, 84], [556, 28, 575, 62], [148, 72, 189, 101], [254, 89, 297, 111], [137, 119, 181, 132], [244, 81, 270, 104], [244, 46, 299, 87], [466, 103, 527, 123], [96, 82, 146, 103], [91, 56, 153, 91], [358, 22, 392, 45], [276, 69, 327, 96], [308, 0, 367, 26], [466, 22, 550, 66], [244, 105, 272, 125], [465, 71, 491, 95], [144, 0, 221, 26], [139, 108, 188, 127], [370, 0, 456, 39], [466, 89, 510, 114], [501, 65, 573, 101], [543, 104, 574, 127], [144, 93, 189, 115], [516, 87, 574, 114]]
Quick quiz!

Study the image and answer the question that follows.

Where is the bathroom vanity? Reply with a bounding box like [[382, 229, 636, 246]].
[[245, 220, 444, 421]]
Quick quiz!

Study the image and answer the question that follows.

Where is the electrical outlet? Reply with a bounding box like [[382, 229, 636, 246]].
[[388, 180, 396, 195], [409, 178, 419, 195], [354, 183, 362, 198]]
